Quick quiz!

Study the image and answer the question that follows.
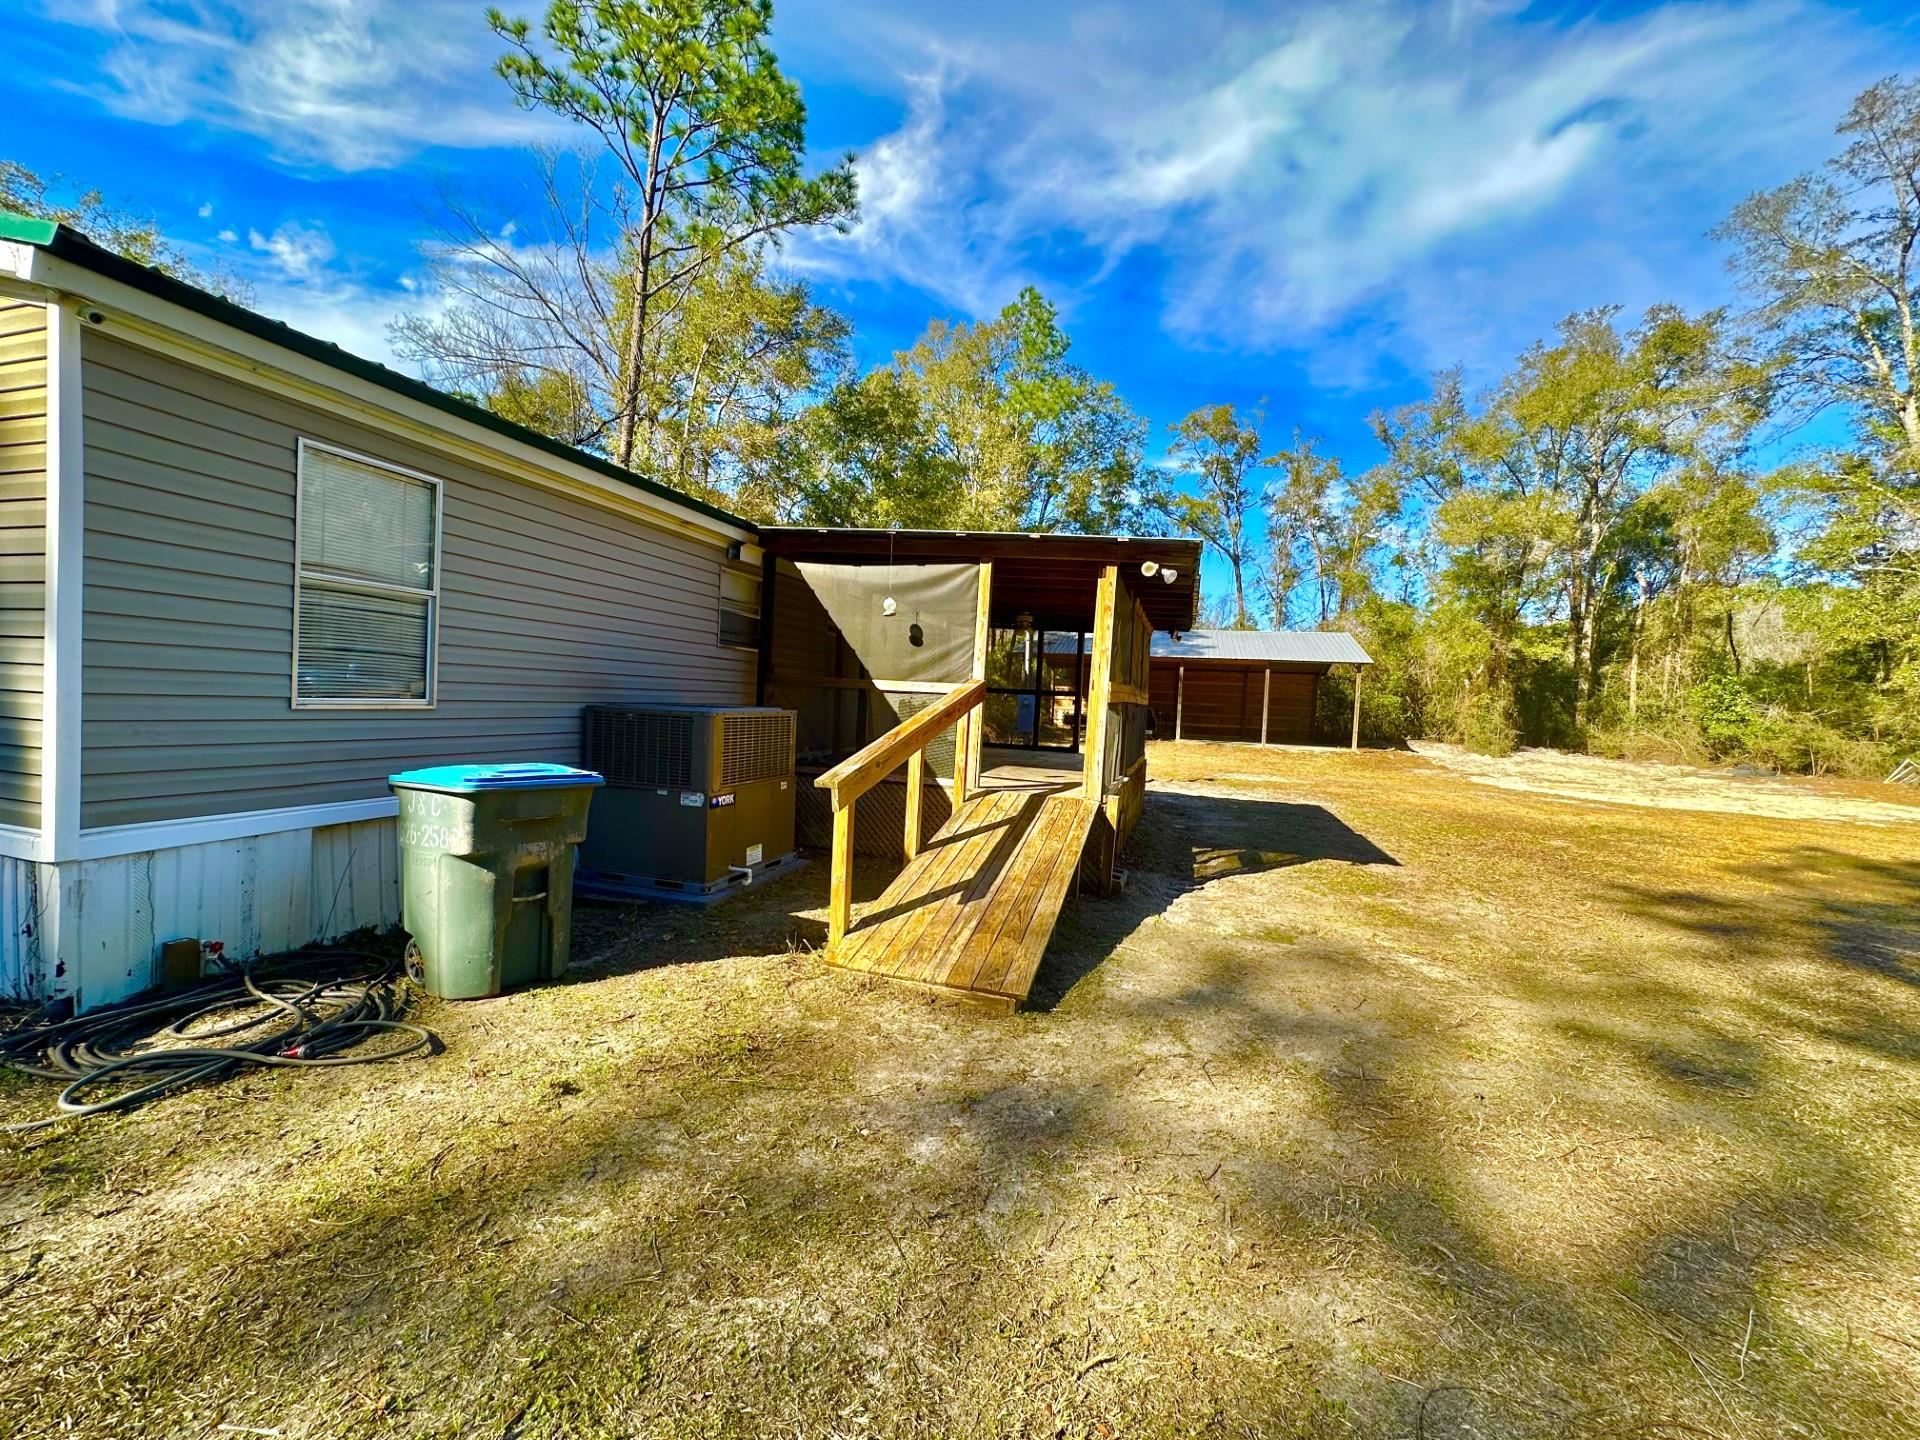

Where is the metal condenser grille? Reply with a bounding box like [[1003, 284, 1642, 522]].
[[720, 711, 793, 788], [584, 708, 695, 788]]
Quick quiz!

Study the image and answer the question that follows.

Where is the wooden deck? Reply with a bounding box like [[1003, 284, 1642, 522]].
[[828, 783, 1098, 1010]]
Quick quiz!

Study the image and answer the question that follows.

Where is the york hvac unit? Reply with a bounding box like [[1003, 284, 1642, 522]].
[[577, 704, 801, 904]]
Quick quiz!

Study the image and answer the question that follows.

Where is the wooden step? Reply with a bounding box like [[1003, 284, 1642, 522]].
[[828, 787, 1098, 1011]]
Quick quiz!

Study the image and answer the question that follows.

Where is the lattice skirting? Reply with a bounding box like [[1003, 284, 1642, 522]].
[[796, 773, 956, 858]]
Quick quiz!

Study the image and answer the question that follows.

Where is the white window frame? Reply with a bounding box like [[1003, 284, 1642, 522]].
[[717, 558, 762, 653], [291, 438, 444, 710]]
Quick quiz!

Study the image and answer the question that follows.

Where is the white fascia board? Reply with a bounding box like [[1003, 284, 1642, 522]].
[[74, 796, 400, 862], [12, 249, 754, 550], [0, 242, 36, 285]]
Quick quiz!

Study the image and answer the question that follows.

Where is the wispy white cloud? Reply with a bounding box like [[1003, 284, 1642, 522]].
[[782, 0, 1902, 374], [248, 220, 335, 277], [247, 275, 423, 371], [36, 0, 566, 170]]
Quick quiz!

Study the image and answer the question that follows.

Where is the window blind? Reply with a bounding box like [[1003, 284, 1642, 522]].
[[295, 444, 439, 705]]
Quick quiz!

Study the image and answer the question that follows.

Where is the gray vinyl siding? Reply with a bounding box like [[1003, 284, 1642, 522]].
[[80, 333, 754, 828], [0, 302, 46, 829]]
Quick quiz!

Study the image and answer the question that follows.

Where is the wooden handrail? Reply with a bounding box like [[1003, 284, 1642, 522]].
[[817, 678, 986, 955], [814, 679, 985, 808]]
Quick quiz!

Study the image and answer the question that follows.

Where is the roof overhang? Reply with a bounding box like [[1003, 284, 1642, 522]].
[[760, 527, 1203, 632], [1148, 629, 1374, 666], [0, 216, 756, 548]]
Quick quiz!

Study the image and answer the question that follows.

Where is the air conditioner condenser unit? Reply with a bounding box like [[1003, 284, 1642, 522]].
[[576, 704, 802, 904]]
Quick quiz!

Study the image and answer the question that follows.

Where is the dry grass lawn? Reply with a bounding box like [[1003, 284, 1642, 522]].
[[3, 741, 1919, 1439]]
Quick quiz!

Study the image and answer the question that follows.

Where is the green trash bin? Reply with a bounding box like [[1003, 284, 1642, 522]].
[[388, 763, 605, 999]]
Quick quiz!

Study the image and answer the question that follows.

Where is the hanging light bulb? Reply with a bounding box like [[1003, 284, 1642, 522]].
[[882, 595, 898, 617]]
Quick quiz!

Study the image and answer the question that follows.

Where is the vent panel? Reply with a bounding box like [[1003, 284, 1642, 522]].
[[720, 711, 794, 788], [585, 708, 695, 788]]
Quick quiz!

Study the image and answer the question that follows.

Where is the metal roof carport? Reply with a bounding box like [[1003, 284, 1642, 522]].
[[1150, 630, 1374, 749]]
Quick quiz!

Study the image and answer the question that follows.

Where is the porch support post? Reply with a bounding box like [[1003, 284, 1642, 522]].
[[1351, 665, 1363, 751], [968, 560, 991, 793], [1175, 665, 1185, 741], [1261, 667, 1271, 746], [1082, 565, 1118, 800]]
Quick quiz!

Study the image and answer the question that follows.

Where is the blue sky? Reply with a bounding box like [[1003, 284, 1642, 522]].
[[5, 0, 1919, 610]]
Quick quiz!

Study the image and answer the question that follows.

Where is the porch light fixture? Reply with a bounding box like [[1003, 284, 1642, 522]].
[[1012, 610, 1034, 632], [1140, 560, 1159, 577], [882, 523, 899, 617], [1161, 568, 1179, 584]]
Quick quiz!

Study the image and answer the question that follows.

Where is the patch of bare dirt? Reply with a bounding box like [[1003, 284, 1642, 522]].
[[1409, 739, 1920, 825]]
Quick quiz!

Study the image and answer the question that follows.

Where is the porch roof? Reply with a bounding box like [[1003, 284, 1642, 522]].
[[758, 528, 1203, 633]]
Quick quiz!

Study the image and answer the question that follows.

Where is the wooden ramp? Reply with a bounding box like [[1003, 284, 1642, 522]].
[[829, 786, 1098, 1011]]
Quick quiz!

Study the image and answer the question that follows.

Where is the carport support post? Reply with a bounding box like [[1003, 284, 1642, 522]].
[[1351, 665, 1363, 750], [1261, 668, 1271, 745], [1175, 665, 1185, 741]]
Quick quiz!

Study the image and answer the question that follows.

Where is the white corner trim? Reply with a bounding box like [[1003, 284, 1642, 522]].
[[42, 301, 83, 864], [74, 796, 401, 862]]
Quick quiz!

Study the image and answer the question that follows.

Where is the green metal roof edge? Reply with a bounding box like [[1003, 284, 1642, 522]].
[[2, 212, 756, 535], [0, 213, 60, 247]]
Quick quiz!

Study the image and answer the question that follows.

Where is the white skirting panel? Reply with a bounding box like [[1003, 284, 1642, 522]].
[[0, 856, 49, 1001], [308, 817, 403, 940], [0, 817, 404, 1012]]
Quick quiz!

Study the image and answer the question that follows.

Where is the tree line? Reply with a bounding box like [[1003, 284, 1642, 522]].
[[1178, 78, 1920, 778], [6, 1, 1914, 778]]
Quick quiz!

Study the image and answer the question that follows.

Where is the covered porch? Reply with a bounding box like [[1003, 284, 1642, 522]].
[[756, 529, 1200, 1009]]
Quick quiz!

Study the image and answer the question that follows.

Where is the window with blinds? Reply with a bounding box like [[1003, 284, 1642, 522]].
[[718, 561, 762, 651], [293, 441, 441, 707]]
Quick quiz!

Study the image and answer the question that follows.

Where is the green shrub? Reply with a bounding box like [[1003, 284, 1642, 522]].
[[1688, 672, 1760, 758], [1587, 719, 1712, 768], [1460, 691, 1518, 756], [1745, 708, 1898, 778]]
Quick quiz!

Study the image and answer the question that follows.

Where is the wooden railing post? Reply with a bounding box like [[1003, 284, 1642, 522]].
[[828, 800, 854, 951], [904, 750, 924, 860], [952, 710, 971, 805]]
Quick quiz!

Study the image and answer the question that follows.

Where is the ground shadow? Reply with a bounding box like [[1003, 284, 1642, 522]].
[[1029, 788, 1399, 1010]]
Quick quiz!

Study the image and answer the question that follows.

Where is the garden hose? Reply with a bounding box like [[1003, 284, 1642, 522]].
[[0, 951, 436, 1133]]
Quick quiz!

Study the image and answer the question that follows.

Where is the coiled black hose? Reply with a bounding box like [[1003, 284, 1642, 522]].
[[0, 951, 435, 1133]]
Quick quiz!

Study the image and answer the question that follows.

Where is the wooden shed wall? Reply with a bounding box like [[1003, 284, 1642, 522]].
[[1148, 660, 1319, 744]]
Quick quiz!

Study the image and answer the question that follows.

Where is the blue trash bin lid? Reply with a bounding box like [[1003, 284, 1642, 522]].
[[388, 762, 605, 793]]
